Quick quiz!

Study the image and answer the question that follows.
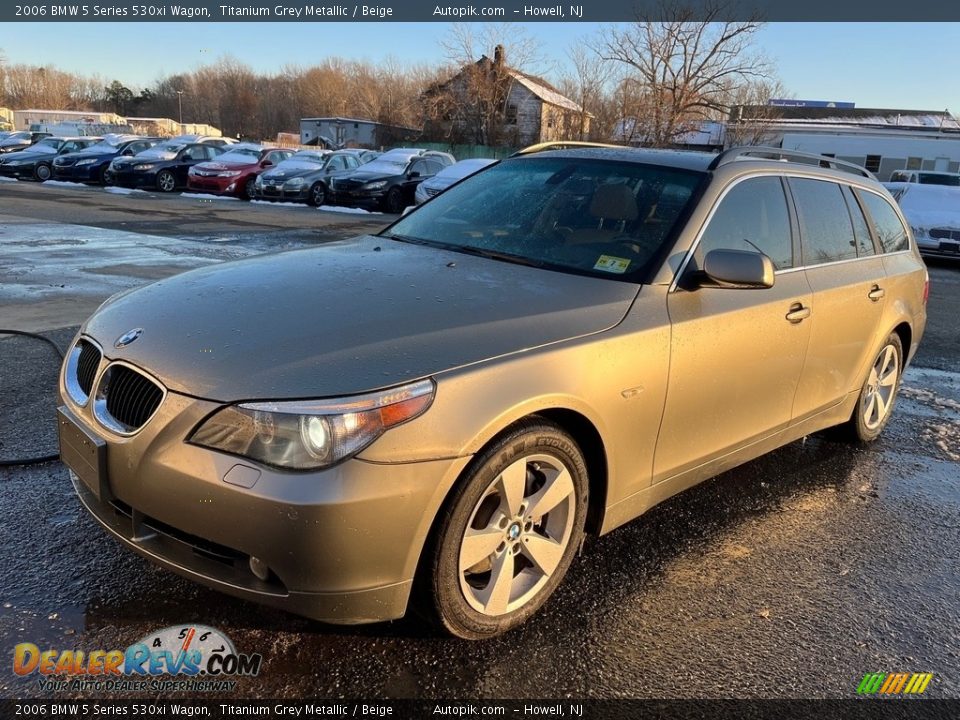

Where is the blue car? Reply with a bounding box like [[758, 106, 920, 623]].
[[53, 135, 161, 185]]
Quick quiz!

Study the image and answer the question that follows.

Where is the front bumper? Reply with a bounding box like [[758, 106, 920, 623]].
[[53, 163, 102, 182], [58, 390, 468, 624], [916, 235, 960, 258], [188, 175, 243, 196], [0, 163, 35, 178], [255, 184, 310, 202], [111, 169, 159, 188]]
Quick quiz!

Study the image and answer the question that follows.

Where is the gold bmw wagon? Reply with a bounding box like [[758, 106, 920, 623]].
[[59, 147, 927, 639]]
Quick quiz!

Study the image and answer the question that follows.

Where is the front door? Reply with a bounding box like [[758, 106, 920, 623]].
[[654, 175, 812, 482]]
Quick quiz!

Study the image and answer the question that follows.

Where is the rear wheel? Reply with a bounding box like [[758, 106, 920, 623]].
[[156, 170, 176, 193], [421, 420, 588, 639], [840, 333, 903, 442], [308, 182, 327, 207], [34, 163, 51, 182]]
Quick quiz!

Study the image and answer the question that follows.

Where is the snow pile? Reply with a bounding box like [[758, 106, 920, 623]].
[[181, 192, 239, 201], [43, 180, 87, 189], [103, 186, 146, 195], [0, 176, 17, 183], [318, 205, 381, 215]]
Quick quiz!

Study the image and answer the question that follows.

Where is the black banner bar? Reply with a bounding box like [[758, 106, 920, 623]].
[[2, 699, 959, 719], [4, 0, 960, 22]]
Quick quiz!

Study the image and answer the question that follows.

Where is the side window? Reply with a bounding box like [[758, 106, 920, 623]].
[[842, 185, 876, 257], [409, 160, 426, 176], [345, 155, 359, 169], [859, 191, 910, 253], [697, 176, 793, 270], [790, 178, 858, 265]]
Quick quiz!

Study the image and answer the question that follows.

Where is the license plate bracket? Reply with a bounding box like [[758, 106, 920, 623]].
[[57, 407, 106, 500]]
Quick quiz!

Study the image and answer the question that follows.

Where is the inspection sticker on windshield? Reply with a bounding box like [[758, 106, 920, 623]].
[[594, 255, 630, 274]]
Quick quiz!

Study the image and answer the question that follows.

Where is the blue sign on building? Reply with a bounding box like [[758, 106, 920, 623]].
[[768, 99, 856, 109]]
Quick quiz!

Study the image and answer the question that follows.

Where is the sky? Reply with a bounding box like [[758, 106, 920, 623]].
[[4, 22, 960, 113]]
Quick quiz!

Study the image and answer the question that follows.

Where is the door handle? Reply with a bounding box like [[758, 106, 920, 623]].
[[785, 303, 811, 323], [868, 285, 886, 302]]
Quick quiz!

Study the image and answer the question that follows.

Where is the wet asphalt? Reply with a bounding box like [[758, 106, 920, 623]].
[[0, 180, 958, 700]]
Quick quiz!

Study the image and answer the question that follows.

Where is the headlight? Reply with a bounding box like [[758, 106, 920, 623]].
[[283, 177, 306, 189], [133, 163, 155, 171], [362, 180, 387, 190], [189, 379, 435, 470], [6, 159, 27, 166], [220, 170, 241, 178], [76, 158, 98, 166]]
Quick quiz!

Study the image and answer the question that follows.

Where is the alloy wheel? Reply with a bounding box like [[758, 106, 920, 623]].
[[863, 343, 899, 430]]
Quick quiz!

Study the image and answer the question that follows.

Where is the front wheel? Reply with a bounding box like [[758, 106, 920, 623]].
[[308, 182, 327, 207], [243, 176, 257, 200], [421, 420, 588, 639], [842, 333, 904, 442], [156, 170, 176, 193], [34, 163, 52, 182], [383, 187, 405, 214]]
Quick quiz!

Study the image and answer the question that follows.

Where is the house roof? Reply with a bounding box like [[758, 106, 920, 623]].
[[506, 69, 583, 114]]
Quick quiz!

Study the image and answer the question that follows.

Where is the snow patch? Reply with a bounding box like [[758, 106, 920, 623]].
[[103, 186, 146, 195], [318, 205, 382, 215], [42, 180, 88, 189], [250, 200, 308, 208], [180, 192, 239, 202], [0, 176, 17, 183]]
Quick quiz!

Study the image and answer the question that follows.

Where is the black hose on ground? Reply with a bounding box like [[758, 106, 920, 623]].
[[0, 329, 65, 467]]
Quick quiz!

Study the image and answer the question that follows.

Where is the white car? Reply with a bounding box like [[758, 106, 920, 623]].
[[414, 158, 497, 204], [888, 169, 960, 186], [884, 181, 960, 258]]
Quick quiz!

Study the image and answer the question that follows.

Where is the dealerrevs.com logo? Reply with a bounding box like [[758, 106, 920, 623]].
[[13, 625, 262, 692], [857, 672, 934, 695]]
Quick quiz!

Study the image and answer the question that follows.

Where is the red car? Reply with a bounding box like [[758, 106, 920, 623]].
[[186, 144, 293, 199]]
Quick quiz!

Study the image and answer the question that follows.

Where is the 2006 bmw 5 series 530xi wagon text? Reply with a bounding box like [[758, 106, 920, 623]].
[[58, 146, 927, 639]]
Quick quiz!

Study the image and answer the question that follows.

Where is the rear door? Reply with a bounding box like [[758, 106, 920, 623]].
[[654, 175, 813, 481], [789, 178, 887, 421]]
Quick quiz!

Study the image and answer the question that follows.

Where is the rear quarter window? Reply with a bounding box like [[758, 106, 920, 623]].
[[859, 191, 910, 253]]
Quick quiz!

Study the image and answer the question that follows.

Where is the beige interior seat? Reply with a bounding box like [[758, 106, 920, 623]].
[[566, 183, 639, 245]]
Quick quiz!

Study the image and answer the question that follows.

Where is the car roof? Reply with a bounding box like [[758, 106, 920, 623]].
[[510, 147, 717, 172]]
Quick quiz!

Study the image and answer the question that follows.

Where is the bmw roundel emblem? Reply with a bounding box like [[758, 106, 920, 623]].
[[114, 328, 143, 348]]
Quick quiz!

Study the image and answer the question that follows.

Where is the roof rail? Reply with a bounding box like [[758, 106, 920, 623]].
[[710, 146, 875, 179], [510, 141, 624, 157]]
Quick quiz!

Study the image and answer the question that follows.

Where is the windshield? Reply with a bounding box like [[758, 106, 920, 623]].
[[386, 157, 704, 280], [216, 147, 262, 163], [137, 142, 185, 159], [30, 138, 61, 153], [919, 174, 960, 186], [358, 157, 410, 175], [84, 139, 126, 153]]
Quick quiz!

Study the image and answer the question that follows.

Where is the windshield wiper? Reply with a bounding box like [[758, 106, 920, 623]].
[[454, 246, 548, 269]]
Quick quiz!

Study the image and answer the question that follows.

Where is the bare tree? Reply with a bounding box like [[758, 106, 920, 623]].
[[557, 42, 612, 140], [723, 78, 788, 147], [598, 0, 771, 147]]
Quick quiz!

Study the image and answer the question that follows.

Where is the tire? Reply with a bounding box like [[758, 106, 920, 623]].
[[384, 187, 405, 214], [156, 170, 176, 193], [308, 182, 327, 207], [243, 176, 257, 200], [98, 166, 110, 186], [34, 163, 51, 182], [839, 332, 904, 443], [420, 419, 588, 639]]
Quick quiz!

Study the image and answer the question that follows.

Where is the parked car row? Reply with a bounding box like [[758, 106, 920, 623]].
[[0, 131, 499, 211]]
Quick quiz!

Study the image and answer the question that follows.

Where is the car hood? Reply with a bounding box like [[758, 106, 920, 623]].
[[260, 163, 324, 181], [83, 235, 639, 401], [343, 169, 398, 183], [3, 149, 49, 161], [194, 160, 256, 171]]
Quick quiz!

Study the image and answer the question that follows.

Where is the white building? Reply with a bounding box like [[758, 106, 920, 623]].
[[729, 106, 960, 181]]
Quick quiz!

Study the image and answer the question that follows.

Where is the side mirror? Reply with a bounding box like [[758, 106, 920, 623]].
[[699, 249, 775, 289], [261, 160, 273, 168], [408, 171, 420, 179]]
